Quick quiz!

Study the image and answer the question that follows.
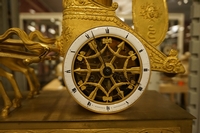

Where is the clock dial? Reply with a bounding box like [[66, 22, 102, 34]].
[[63, 26, 151, 113]]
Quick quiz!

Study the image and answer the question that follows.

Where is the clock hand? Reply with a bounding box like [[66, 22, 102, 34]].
[[91, 31, 107, 68]]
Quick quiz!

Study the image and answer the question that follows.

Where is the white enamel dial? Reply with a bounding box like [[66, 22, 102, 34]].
[[63, 26, 151, 114]]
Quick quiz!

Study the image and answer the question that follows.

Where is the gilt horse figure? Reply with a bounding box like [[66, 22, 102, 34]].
[[0, 28, 59, 117]]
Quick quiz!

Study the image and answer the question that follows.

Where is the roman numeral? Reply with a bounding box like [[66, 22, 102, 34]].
[[139, 49, 144, 53], [65, 70, 71, 73], [85, 33, 90, 39], [125, 33, 129, 38], [144, 68, 149, 72], [72, 88, 77, 93], [70, 49, 76, 53], [87, 101, 91, 106], [138, 87, 143, 91], [106, 106, 110, 111], [105, 28, 109, 33]]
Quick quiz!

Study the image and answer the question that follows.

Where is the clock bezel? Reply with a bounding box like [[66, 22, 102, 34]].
[[63, 26, 151, 114]]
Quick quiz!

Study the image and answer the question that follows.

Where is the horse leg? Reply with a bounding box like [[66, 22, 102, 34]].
[[0, 68, 22, 108], [17, 67, 36, 98], [14, 60, 39, 98], [0, 59, 36, 99], [0, 81, 12, 117], [28, 67, 40, 95]]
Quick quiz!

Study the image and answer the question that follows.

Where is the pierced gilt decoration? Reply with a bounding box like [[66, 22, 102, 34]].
[[73, 37, 141, 103]]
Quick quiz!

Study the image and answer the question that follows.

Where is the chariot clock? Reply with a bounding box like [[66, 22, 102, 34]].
[[61, 0, 185, 114], [0, 0, 185, 117], [63, 26, 151, 113]]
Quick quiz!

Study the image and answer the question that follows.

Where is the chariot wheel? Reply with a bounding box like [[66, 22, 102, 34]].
[[63, 26, 151, 113]]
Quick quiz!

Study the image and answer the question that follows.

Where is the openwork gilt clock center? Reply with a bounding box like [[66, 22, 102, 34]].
[[103, 66, 112, 76]]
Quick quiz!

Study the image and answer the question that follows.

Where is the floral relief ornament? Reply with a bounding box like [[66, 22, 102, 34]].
[[140, 3, 162, 21]]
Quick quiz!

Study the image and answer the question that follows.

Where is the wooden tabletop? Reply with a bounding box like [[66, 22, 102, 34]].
[[0, 89, 194, 122]]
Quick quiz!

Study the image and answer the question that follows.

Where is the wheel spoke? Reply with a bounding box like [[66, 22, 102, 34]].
[[109, 77, 125, 99], [73, 36, 142, 103], [110, 41, 126, 63]]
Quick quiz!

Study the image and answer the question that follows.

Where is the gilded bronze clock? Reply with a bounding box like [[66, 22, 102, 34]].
[[0, 0, 185, 117], [63, 26, 151, 113], [61, 0, 185, 114]]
